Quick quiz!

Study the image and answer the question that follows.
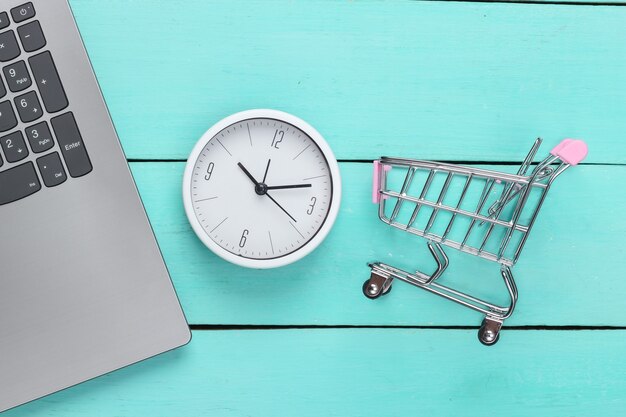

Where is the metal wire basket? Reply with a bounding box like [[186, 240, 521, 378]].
[[364, 138, 588, 345]]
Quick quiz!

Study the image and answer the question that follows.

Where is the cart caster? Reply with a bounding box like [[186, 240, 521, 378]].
[[363, 272, 392, 299], [478, 317, 502, 346], [362, 280, 392, 299]]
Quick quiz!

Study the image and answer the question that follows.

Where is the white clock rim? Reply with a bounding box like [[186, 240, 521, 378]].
[[182, 109, 342, 269]]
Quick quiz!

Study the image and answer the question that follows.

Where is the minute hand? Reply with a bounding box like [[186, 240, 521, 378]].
[[266, 184, 312, 190]]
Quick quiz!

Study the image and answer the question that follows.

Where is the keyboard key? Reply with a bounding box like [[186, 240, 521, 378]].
[[0, 12, 10, 30], [29, 52, 68, 113], [36, 152, 66, 187], [0, 161, 40, 205], [0, 77, 5, 98], [0, 30, 20, 62], [51, 112, 92, 178], [1, 131, 28, 162], [11, 3, 35, 24], [0, 100, 17, 131], [14, 90, 42, 123], [3, 60, 31, 92], [17, 20, 45, 52], [25, 121, 53, 153]]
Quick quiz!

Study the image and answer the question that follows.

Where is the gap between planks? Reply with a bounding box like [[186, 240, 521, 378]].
[[126, 159, 624, 167], [189, 324, 626, 331]]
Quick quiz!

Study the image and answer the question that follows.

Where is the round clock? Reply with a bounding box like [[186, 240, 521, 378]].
[[183, 109, 341, 269]]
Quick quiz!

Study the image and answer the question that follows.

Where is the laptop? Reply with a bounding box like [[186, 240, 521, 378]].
[[0, 0, 191, 412]]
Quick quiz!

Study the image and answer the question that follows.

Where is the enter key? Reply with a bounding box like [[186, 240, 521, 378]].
[[51, 112, 92, 178]]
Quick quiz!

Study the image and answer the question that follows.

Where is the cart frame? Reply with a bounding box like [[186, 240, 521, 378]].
[[364, 138, 588, 345]]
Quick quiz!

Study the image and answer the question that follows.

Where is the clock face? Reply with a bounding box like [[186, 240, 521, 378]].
[[183, 110, 341, 269]]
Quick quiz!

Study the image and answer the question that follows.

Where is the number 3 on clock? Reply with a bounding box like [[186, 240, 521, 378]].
[[307, 197, 317, 215]]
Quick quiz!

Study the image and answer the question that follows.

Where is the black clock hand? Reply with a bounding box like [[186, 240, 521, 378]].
[[262, 159, 271, 183], [265, 192, 297, 223], [238, 161, 297, 222], [237, 162, 259, 186], [266, 184, 312, 190]]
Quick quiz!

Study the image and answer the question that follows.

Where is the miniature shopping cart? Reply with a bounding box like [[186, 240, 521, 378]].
[[364, 138, 588, 345]]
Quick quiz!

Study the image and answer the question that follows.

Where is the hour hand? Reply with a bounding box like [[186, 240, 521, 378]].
[[266, 184, 312, 190], [237, 162, 259, 186]]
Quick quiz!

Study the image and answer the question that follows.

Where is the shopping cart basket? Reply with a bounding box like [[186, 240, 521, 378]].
[[364, 138, 588, 345]]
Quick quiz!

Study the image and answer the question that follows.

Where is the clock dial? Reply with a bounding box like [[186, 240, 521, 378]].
[[189, 117, 334, 261]]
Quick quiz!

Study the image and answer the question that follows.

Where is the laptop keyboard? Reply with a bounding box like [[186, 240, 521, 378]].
[[0, 2, 92, 206]]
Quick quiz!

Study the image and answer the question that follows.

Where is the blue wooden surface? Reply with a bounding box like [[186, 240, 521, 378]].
[[8, 331, 626, 417], [72, 0, 626, 163], [7, 0, 626, 415]]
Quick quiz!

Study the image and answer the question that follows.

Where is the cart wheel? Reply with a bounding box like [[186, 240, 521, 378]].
[[382, 283, 392, 295], [478, 318, 502, 346], [363, 279, 384, 299]]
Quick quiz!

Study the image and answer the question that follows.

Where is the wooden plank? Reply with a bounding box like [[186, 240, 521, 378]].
[[68, 0, 625, 162], [5, 329, 626, 416], [131, 161, 624, 326]]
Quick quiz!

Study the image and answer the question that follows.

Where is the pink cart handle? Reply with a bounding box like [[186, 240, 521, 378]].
[[550, 138, 588, 166], [372, 160, 391, 203], [549, 138, 573, 155]]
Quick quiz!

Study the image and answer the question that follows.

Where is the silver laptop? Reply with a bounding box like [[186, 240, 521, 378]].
[[0, 0, 191, 412]]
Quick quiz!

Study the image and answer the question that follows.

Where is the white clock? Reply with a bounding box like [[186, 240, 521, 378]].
[[183, 109, 341, 269]]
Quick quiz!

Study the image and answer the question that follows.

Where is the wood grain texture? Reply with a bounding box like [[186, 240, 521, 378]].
[[68, 0, 625, 162], [5, 330, 626, 417], [131, 162, 625, 326]]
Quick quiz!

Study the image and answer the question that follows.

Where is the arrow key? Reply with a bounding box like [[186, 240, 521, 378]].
[[1, 131, 29, 163], [14, 90, 42, 123]]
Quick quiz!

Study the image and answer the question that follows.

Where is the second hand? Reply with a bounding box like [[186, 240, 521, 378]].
[[265, 192, 297, 223]]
